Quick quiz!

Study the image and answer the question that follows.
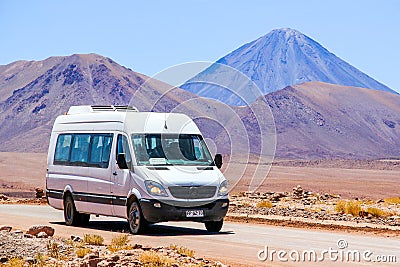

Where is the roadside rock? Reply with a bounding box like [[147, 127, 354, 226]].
[[71, 235, 83, 242], [26, 225, 55, 237], [35, 187, 45, 198], [37, 232, 48, 238], [0, 226, 12, 232]]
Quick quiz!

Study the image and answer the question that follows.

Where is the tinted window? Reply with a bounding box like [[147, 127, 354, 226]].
[[70, 134, 91, 165], [54, 134, 72, 164], [54, 133, 114, 168], [89, 134, 113, 168], [117, 134, 132, 167]]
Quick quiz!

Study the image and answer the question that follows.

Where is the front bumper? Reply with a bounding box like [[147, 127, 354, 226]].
[[139, 198, 229, 223]]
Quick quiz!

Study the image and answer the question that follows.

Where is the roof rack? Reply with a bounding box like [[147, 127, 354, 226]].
[[67, 105, 139, 115]]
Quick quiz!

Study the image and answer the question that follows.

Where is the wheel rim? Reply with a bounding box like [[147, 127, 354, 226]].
[[129, 203, 140, 233], [65, 200, 73, 222]]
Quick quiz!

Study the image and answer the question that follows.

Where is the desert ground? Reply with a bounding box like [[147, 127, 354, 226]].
[[0, 152, 399, 200], [1, 152, 399, 266]]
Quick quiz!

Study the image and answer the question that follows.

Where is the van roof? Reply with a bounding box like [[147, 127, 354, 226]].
[[53, 106, 201, 134]]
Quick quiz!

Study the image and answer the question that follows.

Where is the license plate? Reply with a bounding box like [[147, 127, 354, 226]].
[[186, 210, 204, 217]]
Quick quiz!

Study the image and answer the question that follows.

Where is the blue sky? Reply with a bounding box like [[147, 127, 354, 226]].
[[1, 0, 399, 92]]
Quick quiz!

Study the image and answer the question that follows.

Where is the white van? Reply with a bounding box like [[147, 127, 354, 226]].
[[46, 105, 229, 233]]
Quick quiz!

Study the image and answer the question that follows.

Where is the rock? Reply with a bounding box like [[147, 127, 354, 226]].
[[25, 257, 35, 264], [71, 235, 83, 242], [13, 230, 23, 234], [0, 194, 9, 201], [26, 225, 55, 237], [110, 255, 119, 262], [0, 225, 12, 232], [0, 257, 8, 263], [35, 187, 45, 198], [376, 199, 384, 203], [98, 261, 114, 267], [84, 252, 100, 260], [270, 192, 287, 201], [37, 232, 48, 238], [24, 234, 34, 238], [87, 258, 101, 267]]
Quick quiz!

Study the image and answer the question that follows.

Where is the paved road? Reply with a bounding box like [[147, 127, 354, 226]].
[[0, 205, 398, 266]]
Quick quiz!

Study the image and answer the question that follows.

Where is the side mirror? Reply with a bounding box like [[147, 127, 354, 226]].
[[117, 153, 129, 169], [214, 154, 223, 169]]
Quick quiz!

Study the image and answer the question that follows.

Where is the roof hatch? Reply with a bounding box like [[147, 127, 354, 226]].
[[67, 105, 139, 115]]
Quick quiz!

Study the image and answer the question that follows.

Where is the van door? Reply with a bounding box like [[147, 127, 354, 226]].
[[112, 134, 132, 217], [85, 133, 114, 216]]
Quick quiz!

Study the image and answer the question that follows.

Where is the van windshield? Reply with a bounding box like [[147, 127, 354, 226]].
[[131, 134, 214, 166]]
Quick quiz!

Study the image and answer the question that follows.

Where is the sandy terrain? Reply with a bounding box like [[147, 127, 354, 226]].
[[0, 152, 399, 200], [0, 152, 46, 197]]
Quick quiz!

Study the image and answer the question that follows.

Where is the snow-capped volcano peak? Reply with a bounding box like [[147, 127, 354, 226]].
[[181, 28, 396, 105]]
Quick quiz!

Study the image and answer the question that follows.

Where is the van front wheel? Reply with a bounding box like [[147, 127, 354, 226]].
[[205, 220, 223, 232], [128, 201, 145, 234]]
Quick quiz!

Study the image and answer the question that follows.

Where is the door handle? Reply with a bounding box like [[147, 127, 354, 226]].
[[113, 172, 117, 176]]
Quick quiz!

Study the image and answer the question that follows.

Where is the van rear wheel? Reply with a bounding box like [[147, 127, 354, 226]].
[[128, 201, 146, 234], [205, 220, 223, 232], [64, 195, 80, 226]]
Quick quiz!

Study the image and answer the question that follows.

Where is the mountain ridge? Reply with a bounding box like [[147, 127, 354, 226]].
[[181, 28, 396, 105]]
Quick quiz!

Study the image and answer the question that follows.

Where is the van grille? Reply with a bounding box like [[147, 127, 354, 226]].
[[169, 186, 216, 199]]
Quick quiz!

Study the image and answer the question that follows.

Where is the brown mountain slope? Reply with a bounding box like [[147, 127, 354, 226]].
[[0, 54, 233, 153], [259, 82, 400, 159], [0, 54, 144, 151]]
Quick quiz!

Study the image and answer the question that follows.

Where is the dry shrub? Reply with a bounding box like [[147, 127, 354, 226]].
[[240, 201, 252, 207], [107, 234, 132, 252], [76, 248, 91, 258], [35, 252, 48, 267], [169, 244, 195, 257], [47, 241, 61, 259], [367, 207, 387, 218], [385, 197, 400, 204], [335, 200, 361, 216], [84, 234, 104, 245], [1, 257, 24, 267], [256, 200, 273, 208], [139, 251, 176, 266]]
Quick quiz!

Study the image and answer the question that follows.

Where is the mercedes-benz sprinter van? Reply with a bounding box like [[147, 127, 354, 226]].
[[46, 105, 229, 233]]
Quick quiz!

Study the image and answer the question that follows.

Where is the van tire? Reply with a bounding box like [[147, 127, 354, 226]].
[[205, 220, 223, 232], [64, 195, 80, 226], [128, 201, 145, 234]]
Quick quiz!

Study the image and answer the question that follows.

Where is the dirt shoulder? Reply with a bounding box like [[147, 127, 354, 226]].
[[0, 227, 226, 267], [227, 186, 400, 237]]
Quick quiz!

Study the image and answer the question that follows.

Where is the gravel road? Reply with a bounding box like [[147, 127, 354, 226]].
[[0, 204, 399, 266]]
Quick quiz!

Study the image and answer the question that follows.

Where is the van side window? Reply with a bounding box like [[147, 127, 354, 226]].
[[117, 134, 132, 167], [70, 134, 91, 165], [54, 134, 72, 164], [89, 134, 113, 168]]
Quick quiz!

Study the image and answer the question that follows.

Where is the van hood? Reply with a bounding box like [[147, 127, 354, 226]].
[[136, 166, 224, 187]]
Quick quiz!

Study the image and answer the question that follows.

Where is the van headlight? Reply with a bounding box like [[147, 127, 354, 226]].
[[218, 180, 228, 196], [145, 180, 168, 197]]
